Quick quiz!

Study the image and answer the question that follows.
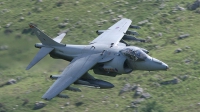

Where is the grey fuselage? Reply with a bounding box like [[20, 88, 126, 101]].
[[36, 43, 168, 77], [50, 44, 122, 61]]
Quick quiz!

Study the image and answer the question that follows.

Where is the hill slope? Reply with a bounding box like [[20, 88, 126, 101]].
[[1, 0, 200, 112]]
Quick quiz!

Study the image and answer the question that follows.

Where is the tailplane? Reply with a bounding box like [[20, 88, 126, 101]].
[[26, 47, 54, 70], [53, 33, 66, 43], [26, 24, 66, 70]]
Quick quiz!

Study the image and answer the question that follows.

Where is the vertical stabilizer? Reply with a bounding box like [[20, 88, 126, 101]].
[[29, 24, 65, 46]]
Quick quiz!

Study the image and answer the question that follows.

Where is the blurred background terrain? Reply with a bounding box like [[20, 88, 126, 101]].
[[1, 0, 200, 112]]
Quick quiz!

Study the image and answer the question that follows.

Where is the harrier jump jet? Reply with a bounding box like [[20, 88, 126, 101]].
[[26, 18, 168, 100]]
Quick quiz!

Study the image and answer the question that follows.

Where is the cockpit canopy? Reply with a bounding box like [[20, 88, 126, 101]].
[[120, 48, 148, 61]]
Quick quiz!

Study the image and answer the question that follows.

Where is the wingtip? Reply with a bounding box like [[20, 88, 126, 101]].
[[42, 94, 53, 101], [26, 65, 31, 70]]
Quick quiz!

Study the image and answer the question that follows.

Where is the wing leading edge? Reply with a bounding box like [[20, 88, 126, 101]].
[[90, 18, 132, 46], [42, 53, 105, 100]]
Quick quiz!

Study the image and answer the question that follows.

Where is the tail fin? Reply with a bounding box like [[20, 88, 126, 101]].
[[29, 24, 65, 46], [26, 24, 66, 70]]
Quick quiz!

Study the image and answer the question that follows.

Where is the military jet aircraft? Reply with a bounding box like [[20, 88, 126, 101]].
[[26, 18, 168, 100]]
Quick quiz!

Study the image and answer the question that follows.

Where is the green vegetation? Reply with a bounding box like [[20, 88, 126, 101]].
[[1, 0, 200, 112]]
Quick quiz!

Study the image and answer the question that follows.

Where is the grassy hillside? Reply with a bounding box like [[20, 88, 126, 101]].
[[1, 0, 200, 112]]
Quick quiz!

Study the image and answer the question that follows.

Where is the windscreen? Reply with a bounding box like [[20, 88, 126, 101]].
[[120, 48, 147, 61]]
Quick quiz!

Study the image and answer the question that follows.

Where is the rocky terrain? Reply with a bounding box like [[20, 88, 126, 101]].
[[1, 0, 200, 112]]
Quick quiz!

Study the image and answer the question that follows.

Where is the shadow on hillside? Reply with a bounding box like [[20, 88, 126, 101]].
[[22, 23, 37, 35], [21, 28, 34, 35], [75, 102, 83, 107], [0, 83, 6, 88]]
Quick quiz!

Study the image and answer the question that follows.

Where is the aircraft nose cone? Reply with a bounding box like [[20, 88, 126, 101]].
[[152, 58, 169, 70], [162, 62, 169, 70]]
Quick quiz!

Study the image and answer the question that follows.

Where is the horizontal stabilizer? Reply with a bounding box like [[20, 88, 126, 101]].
[[26, 47, 54, 70], [53, 33, 66, 43]]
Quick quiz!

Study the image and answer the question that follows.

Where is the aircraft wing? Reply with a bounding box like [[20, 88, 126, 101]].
[[90, 18, 132, 46], [42, 53, 105, 100]]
